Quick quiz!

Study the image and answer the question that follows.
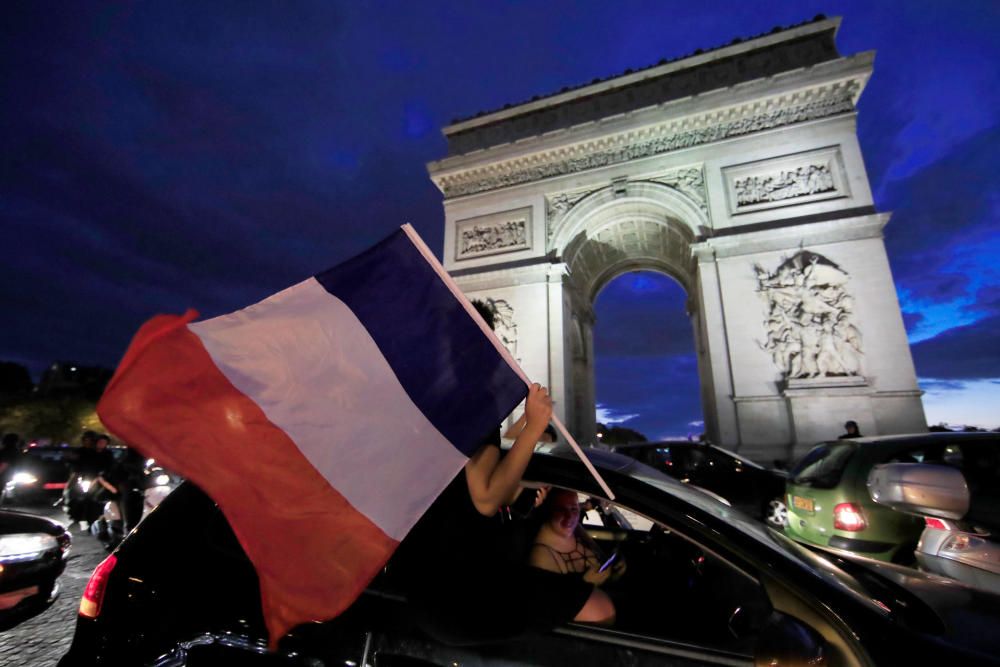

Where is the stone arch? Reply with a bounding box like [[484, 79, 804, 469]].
[[551, 181, 705, 300], [544, 182, 707, 443], [434, 21, 928, 458]]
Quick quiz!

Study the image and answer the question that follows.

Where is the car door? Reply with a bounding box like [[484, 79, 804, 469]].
[[356, 487, 773, 666]]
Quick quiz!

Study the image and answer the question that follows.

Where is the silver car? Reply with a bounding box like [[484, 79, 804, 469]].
[[868, 459, 1000, 594]]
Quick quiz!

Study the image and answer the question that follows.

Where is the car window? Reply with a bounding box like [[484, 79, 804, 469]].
[[954, 439, 1000, 495], [790, 442, 856, 488], [631, 468, 908, 619], [561, 490, 771, 654]]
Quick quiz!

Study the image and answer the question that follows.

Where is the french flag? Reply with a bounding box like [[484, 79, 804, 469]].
[[97, 225, 528, 646]]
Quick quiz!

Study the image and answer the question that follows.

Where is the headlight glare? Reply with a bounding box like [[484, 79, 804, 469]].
[[0, 533, 59, 562], [10, 472, 38, 486]]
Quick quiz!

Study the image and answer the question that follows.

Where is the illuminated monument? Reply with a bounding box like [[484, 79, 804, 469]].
[[427, 16, 926, 461]]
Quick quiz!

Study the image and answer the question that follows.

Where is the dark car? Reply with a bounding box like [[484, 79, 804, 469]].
[[0, 508, 72, 627], [1, 445, 72, 506], [59, 446, 1000, 667], [610, 440, 788, 526]]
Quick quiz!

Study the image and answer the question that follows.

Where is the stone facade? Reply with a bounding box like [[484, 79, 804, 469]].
[[428, 17, 926, 462]]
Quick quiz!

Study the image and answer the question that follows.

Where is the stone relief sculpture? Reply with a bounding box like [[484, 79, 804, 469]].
[[647, 167, 708, 213], [546, 189, 598, 222], [734, 163, 835, 206], [482, 298, 519, 364], [754, 250, 863, 379], [457, 218, 528, 259]]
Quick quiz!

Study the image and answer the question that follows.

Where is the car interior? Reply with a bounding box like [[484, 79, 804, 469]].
[[372, 482, 774, 659], [562, 487, 771, 654]]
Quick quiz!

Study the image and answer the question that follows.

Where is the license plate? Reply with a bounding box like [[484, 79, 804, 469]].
[[792, 496, 814, 512]]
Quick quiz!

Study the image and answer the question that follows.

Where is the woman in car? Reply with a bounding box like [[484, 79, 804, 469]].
[[530, 489, 625, 599], [401, 302, 614, 644]]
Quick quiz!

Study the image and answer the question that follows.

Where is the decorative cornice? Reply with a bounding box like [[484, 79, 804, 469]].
[[435, 81, 858, 199]]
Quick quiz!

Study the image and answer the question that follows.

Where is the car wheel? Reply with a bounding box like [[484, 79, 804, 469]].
[[765, 498, 787, 528]]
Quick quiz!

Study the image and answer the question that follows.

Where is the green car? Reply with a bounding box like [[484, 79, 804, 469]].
[[784, 435, 938, 562]]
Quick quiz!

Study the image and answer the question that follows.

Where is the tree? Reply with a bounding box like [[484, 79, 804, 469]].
[[0, 362, 33, 398], [596, 422, 648, 445], [0, 396, 106, 445]]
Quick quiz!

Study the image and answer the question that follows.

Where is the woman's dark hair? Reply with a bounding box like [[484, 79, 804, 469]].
[[471, 299, 495, 331]]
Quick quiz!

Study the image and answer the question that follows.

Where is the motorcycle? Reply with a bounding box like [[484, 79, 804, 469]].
[[92, 460, 182, 551], [61, 474, 103, 525], [144, 462, 180, 511]]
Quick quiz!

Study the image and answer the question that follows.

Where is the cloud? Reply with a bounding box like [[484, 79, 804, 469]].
[[594, 405, 639, 425], [879, 124, 1000, 342], [901, 311, 924, 335], [919, 378, 1000, 430], [595, 353, 702, 439], [911, 314, 1000, 380], [919, 379, 968, 393]]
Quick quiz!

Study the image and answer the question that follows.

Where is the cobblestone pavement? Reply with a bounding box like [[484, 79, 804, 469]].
[[0, 505, 107, 667]]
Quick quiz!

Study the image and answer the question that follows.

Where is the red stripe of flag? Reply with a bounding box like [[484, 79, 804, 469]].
[[97, 313, 397, 645]]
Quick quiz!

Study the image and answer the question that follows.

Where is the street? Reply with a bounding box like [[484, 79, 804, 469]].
[[0, 505, 107, 667]]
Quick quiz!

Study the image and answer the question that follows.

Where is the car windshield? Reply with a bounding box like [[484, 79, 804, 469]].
[[790, 442, 856, 488]]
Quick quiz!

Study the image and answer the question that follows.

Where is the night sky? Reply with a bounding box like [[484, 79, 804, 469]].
[[3, 1, 998, 440]]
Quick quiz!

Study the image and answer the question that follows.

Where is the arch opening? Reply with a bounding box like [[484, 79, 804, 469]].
[[592, 270, 703, 444]]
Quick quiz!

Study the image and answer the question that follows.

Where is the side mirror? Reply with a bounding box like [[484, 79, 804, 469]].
[[867, 463, 969, 519], [754, 611, 827, 666]]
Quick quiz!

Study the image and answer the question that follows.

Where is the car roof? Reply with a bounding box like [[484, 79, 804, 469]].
[[818, 432, 999, 448], [533, 443, 641, 473], [611, 439, 708, 449]]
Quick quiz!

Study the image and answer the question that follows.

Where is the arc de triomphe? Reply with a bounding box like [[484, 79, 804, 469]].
[[426, 17, 926, 462]]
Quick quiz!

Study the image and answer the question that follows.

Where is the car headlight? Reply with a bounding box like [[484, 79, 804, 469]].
[[10, 472, 38, 486], [0, 533, 59, 563], [153, 474, 170, 486]]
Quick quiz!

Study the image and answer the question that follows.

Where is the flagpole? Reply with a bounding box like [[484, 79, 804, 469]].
[[401, 224, 616, 501]]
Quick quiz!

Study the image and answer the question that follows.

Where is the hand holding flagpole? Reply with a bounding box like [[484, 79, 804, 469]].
[[402, 224, 616, 501]]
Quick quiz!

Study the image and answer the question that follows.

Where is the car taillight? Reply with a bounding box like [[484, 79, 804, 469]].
[[79, 554, 117, 619], [833, 503, 866, 531], [925, 517, 949, 530]]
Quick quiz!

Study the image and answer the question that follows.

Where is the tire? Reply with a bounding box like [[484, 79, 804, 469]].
[[765, 498, 788, 528]]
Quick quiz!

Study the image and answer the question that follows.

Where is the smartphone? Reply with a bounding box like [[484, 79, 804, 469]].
[[598, 549, 619, 573]]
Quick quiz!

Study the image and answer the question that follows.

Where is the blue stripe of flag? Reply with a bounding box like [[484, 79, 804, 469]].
[[315, 229, 527, 456]]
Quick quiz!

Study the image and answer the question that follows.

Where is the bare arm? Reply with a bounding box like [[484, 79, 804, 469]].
[[465, 383, 552, 516], [501, 412, 527, 440]]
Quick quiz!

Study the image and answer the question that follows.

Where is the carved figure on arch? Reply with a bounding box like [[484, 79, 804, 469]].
[[754, 250, 864, 380]]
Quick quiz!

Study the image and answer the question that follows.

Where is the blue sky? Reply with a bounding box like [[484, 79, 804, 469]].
[[1, 1, 997, 438]]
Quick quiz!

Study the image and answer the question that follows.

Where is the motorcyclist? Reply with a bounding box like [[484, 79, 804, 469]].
[[97, 447, 146, 544], [0, 433, 22, 500], [64, 431, 114, 526]]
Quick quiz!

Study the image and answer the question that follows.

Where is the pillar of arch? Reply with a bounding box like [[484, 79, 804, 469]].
[[427, 18, 926, 461]]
